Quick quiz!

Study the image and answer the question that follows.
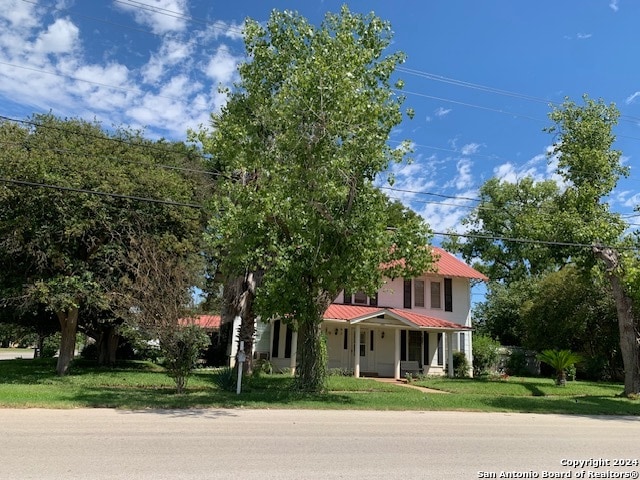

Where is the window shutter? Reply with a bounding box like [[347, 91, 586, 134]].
[[369, 292, 378, 307], [400, 330, 407, 361], [444, 278, 453, 312], [272, 320, 281, 358], [403, 279, 412, 308], [284, 326, 293, 358]]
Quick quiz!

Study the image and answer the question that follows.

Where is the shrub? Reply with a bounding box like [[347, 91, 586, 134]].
[[80, 342, 98, 360], [537, 349, 583, 386], [452, 351, 470, 378], [41, 334, 60, 358], [472, 335, 501, 376], [505, 349, 529, 376], [160, 325, 211, 393], [255, 359, 274, 374], [212, 366, 236, 392]]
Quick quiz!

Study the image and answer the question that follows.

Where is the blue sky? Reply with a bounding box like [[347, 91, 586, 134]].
[[2, 0, 640, 241]]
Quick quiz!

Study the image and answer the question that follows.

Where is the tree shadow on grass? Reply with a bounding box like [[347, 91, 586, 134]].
[[482, 395, 640, 416], [0, 358, 58, 384], [69, 381, 356, 410]]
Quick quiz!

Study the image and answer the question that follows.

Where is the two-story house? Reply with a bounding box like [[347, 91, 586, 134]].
[[243, 247, 487, 378]]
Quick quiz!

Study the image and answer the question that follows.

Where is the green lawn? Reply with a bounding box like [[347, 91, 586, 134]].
[[0, 358, 638, 415]]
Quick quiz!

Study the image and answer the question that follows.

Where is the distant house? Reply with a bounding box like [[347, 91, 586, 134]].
[[229, 247, 487, 378], [183, 315, 222, 332]]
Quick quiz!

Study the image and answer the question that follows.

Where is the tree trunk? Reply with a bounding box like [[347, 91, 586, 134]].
[[56, 307, 78, 376], [295, 318, 326, 392], [222, 271, 262, 374], [295, 291, 333, 393], [34, 334, 45, 358], [594, 247, 640, 396], [97, 326, 119, 366]]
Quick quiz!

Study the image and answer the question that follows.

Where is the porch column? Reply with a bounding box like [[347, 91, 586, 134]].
[[289, 330, 298, 374], [354, 324, 360, 378], [447, 332, 454, 378], [394, 328, 401, 380]]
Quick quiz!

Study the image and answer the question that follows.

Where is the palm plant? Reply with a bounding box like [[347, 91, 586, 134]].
[[537, 349, 583, 386]]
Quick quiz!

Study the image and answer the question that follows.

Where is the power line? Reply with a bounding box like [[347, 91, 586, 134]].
[[0, 177, 203, 209], [21, 0, 246, 58], [0, 115, 212, 161], [112, 0, 243, 34], [397, 67, 551, 106], [5, 114, 639, 215], [2, 179, 636, 251], [397, 89, 546, 123], [0, 61, 213, 110], [397, 65, 640, 125], [0, 139, 223, 179], [431, 231, 638, 251], [382, 186, 480, 202]]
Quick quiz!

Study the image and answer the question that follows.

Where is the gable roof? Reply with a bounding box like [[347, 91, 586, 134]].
[[431, 246, 488, 281], [323, 304, 470, 331]]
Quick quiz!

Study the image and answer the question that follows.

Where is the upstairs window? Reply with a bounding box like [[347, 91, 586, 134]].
[[369, 292, 378, 307], [431, 281, 441, 309], [343, 291, 352, 304], [353, 291, 368, 305], [414, 280, 425, 307]]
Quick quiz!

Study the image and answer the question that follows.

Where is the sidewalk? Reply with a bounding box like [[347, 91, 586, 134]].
[[372, 377, 449, 394]]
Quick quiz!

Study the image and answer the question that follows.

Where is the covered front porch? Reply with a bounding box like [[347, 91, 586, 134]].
[[265, 305, 471, 378], [322, 305, 470, 379]]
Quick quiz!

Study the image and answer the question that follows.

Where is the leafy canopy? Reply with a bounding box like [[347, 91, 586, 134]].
[[197, 7, 432, 326]]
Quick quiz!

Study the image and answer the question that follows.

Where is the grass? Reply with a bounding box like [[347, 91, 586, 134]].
[[0, 358, 638, 414]]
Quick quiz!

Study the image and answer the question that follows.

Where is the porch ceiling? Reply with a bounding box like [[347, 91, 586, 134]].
[[323, 304, 471, 331]]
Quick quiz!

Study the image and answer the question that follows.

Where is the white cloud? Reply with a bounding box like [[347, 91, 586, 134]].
[[204, 20, 244, 42], [492, 146, 567, 190], [114, 0, 189, 34], [142, 37, 194, 84], [621, 193, 640, 208], [32, 18, 80, 54], [454, 159, 474, 190], [610, 0, 619, 12], [415, 194, 478, 234], [205, 45, 240, 85], [576, 33, 592, 40], [434, 107, 452, 117], [626, 92, 640, 104], [460, 143, 481, 156], [0, 0, 39, 29]]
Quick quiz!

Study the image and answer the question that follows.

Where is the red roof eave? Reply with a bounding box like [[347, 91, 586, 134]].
[[323, 304, 470, 331]]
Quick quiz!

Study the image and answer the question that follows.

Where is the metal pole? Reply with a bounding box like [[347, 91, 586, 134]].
[[236, 340, 245, 395]]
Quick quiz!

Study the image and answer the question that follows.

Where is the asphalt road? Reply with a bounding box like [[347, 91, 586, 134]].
[[1, 409, 638, 480]]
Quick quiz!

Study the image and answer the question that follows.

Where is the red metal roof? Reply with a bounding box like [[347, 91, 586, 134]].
[[323, 304, 470, 331], [388, 308, 471, 330], [179, 315, 222, 329], [431, 246, 488, 281], [324, 304, 385, 321]]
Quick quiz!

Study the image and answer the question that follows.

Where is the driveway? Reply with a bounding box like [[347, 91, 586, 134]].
[[0, 348, 34, 360], [0, 409, 638, 479]]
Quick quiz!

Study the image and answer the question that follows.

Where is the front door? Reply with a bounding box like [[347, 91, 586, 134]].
[[408, 331, 422, 368], [359, 328, 376, 374]]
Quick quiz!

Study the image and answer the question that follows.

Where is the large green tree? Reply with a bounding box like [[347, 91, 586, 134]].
[[196, 7, 432, 392], [0, 114, 207, 375], [446, 96, 640, 395]]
